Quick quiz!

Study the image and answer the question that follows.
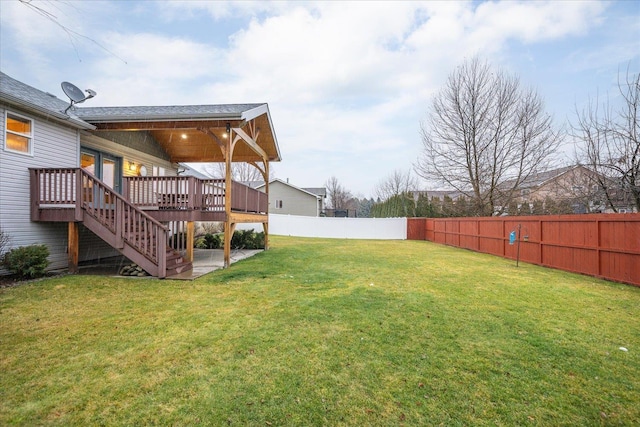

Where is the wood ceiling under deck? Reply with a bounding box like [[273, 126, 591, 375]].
[[90, 114, 280, 164]]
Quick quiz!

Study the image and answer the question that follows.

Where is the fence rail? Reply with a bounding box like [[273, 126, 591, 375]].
[[407, 214, 640, 287]]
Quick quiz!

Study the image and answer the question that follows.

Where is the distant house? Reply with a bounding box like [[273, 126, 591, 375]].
[[412, 165, 634, 216], [0, 71, 281, 277], [411, 190, 463, 202], [246, 179, 326, 216], [511, 165, 611, 214]]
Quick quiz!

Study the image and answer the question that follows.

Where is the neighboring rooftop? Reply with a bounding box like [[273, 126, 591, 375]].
[[246, 179, 327, 199]]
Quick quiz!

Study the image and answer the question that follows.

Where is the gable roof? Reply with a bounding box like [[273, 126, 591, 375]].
[[519, 165, 577, 188], [76, 104, 268, 122], [0, 72, 95, 130], [253, 178, 322, 199], [77, 103, 281, 164], [508, 165, 598, 190], [302, 187, 327, 198]]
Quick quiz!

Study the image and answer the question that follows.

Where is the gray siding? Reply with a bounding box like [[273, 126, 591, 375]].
[[81, 133, 176, 179], [0, 104, 79, 271], [268, 181, 319, 216], [0, 104, 199, 275]]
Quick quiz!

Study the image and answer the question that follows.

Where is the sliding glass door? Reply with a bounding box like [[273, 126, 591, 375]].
[[81, 148, 122, 207]]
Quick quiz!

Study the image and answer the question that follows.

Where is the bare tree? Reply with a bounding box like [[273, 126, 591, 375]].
[[325, 176, 353, 210], [374, 169, 417, 201], [415, 57, 562, 216], [203, 162, 272, 183], [373, 169, 418, 217], [0, 226, 10, 257], [572, 68, 640, 212]]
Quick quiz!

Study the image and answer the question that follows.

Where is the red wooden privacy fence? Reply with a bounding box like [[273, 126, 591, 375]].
[[407, 214, 640, 287]]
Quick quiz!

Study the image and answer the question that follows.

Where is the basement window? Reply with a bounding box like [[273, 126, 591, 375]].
[[5, 111, 33, 155]]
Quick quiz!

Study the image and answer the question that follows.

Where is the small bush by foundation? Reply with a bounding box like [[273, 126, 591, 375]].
[[1, 244, 50, 279]]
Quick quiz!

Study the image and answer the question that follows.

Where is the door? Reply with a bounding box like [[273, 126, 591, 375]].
[[81, 148, 122, 207]]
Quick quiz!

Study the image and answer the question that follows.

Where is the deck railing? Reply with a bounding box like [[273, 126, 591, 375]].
[[30, 168, 78, 207], [231, 181, 269, 213], [123, 176, 267, 213], [30, 168, 168, 275]]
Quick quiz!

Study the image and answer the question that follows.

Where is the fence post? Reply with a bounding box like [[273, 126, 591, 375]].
[[596, 218, 601, 277]]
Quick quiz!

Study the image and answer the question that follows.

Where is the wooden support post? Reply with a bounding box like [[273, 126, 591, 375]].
[[223, 127, 234, 268], [224, 221, 237, 268], [186, 221, 194, 262], [262, 222, 269, 250], [263, 161, 270, 251], [68, 222, 79, 274], [224, 221, 231, 268]]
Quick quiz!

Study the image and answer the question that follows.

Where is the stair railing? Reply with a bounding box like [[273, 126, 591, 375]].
[[79, 169, 168, 275]]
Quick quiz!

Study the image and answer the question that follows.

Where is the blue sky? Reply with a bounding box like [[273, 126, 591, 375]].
[[1, 0, 638, 197]]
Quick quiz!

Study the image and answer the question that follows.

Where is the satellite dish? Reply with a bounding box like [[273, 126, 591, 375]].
[[61, 82, 86, 103], [61, 81, 97, 114]]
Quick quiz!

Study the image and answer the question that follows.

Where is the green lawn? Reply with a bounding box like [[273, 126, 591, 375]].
[[1, 236, 639, 426]]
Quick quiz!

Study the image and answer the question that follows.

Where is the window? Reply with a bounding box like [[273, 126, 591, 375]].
[[275, 200, 283, 209], [5, 112, 33, 155]]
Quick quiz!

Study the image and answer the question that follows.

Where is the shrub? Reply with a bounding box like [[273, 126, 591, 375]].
[[2, 244, 50, 279], [231, 229, 265, 249], [170, 232, 186, 250], [194, 236, 207, 249], [203, 233, 222, 249], [195, 230, 264, 250]]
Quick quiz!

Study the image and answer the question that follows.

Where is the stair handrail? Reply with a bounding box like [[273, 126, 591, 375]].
[[78, 169, 169, 276]]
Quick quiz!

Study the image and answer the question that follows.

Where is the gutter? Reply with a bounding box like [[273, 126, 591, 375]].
[[77, 112, 246, 122], [0, 94, 95, 130]]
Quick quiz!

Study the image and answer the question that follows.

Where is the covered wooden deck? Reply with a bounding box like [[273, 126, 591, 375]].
[[30, 168, 269, 276], [29, 103, 281, 277], [78, 103, 280, 271]]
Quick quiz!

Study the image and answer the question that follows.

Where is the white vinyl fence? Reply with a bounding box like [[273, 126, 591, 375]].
[[237, 214, 407, 240]]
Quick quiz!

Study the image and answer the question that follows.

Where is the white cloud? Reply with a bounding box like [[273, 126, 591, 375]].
[[161, 0, 286, 21], [2, 0, 634, 195], [87, 33, 224, 105]]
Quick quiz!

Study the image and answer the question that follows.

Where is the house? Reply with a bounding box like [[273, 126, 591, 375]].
[[411, 190, 464, 202], [246, 178, 326, 216], [512, 165, 609, 214], [413, 166, 627, 216], [0, 71, 281, 277]]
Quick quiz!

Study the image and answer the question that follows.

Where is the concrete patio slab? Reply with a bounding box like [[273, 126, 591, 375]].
[[168, 248, 263, 280], [75, 249, 263, 280]]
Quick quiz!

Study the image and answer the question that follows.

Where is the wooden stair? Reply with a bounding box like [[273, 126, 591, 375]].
[[166, 247, 193, 277], [76, 169, 193, 278]]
